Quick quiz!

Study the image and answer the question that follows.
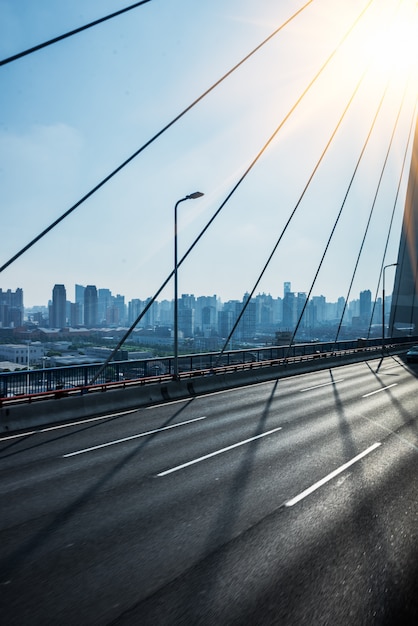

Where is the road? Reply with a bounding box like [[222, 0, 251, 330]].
[[1, 355, 418, 625]]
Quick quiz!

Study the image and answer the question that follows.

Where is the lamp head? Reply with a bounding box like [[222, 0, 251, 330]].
[[186, 191, 204, 200]]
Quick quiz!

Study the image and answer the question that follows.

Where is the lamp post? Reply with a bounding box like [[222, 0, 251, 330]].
[[26, 339, 31, 394], [174, 191, 204, 379], [382, 262, 398, 354], [42, 356, 47, 391]]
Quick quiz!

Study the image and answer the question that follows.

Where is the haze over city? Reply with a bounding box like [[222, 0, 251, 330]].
[[0, 279, 386, 343]]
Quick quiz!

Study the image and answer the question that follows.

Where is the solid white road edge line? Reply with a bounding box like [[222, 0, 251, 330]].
[[284, 442, 382, 507], [63, 415, 207, 457], [362, 384, 397, 398], [300, 379, 344, 392], [150, 379, 275, 408], [157, 426, 282, 477], [0, 409, 139, 441]]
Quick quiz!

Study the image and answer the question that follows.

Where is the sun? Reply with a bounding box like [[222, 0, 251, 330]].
[[370, 9, 418, 79], [349, 1, 418, 84]]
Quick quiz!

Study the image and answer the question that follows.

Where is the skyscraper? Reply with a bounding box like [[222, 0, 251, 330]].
[[114, 294, 126, 325], [128, 299, 141, 325], [359, 289, 371, 322], [296, 292, 307, 329], [51, 284, 66, 328], [98, 288, 112, 325], [0, 288, 24, 327], [84, 285, 98, 327], [237, 293, 256, 340], [283, 290, 296, 329], [179, 294, 195, 338], [75, 284, 85, 325]]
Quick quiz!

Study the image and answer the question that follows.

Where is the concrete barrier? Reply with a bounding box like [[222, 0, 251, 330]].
[[0, 348, 400, 434]]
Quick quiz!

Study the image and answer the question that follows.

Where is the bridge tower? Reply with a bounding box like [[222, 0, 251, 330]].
[[389, 116, 418, 337]]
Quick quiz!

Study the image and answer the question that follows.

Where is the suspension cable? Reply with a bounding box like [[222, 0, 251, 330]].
[[334, 76, 414, 344], [284, 0, 416, 354], [0, 1, 153, 67], [214, 66, 371, 366], [88, 0, 377, 385], [284, 74, 392, 357], [0, 0, 315, 274], [214, 0, 390, 365]]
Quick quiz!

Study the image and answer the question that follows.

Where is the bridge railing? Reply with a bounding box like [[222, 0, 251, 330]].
[[0, 336, 415, 406]]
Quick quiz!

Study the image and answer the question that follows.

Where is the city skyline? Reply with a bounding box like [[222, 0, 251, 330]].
[[4, 281, 382, 309], [2, 280, 384, 325], [1, 1, 417, 309], [1, 280, 390, 360]]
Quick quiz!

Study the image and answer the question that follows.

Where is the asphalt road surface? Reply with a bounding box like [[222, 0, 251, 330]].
[[1, 355, 418, 625]]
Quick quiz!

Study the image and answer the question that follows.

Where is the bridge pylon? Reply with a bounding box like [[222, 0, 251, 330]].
[[389, 116, 418, 337]]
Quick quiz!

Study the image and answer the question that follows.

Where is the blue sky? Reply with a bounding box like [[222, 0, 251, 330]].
[[1, 0, 417, 307]]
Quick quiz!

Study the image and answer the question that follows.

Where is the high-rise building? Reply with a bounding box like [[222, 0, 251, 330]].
[[311, 295, 327, 324], [137, 297, 158, 327], [337, 296, 346, 320], [255, 293, 273, 328], [98, 289, 112, 325], [70, 302, 82, 327], [128, 299, 141, 325], [195, 295, 219, 333], [158, 300, 172, 326], [201, 306, 217, 337], [106, 305, 120, 326], [114, 295, 126, 326], [272, 297, 283, 324], [0, 288, 24, 327], [282, 290, 296, 329], [237, 294, 256, 340], [84, 285, 98, 327], [179, 294, 195, 337], [359, 289, 371, 322], [218, 309, 234, 339], [51, 284, 67, 328], [222, 295, 257, 341], [75, 284, 85, 325], [296, 292, 307, 329]]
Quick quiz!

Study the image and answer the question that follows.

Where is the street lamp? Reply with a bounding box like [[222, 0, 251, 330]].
[[174, 191, 204, 379], [382, 262, 398, 353], [26, 339, 31, 395], [42, 356, 47, 391]]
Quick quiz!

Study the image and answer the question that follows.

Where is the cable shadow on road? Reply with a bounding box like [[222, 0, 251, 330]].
[[329, 368, 359, 461], [323, 366, 418, 620], [0, 397, 197, 581], [328, 366, 388, 546], [354, 356, 418, 447], [0, 430, 42, 456], [116, 410, 418, 626], [121, 456, 418, 626], [0, 392, 202, 460], [363, 383, 418, 452], [124, 373, 418, 625], [373, 354, 406, 376], [149, 379, 281, 623], [398, 354, 418, 377], [0, 411, 136, 459]]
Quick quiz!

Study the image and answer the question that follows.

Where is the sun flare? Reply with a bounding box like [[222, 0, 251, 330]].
[[350, 1, 418, 83], [371, 14, 418, 78]]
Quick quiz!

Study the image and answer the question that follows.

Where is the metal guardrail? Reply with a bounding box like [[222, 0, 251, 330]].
[[0, 338, 410, 408]]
